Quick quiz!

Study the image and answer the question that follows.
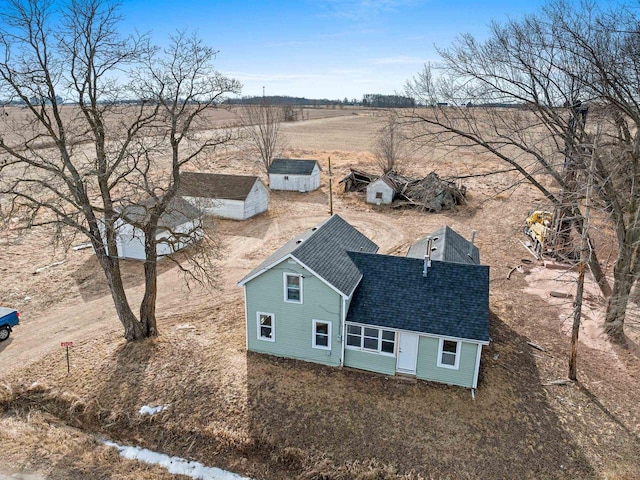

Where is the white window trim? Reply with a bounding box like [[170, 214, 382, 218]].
[[283, 272, 303, 304], [257, 311, 275, 342], [437, 338, 461, 370], [312, 319, 331, 350], [344, 322, 396, 357]]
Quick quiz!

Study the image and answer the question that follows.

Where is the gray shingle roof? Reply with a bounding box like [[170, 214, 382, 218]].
[[268, 159, 319, 176], [407, 226, 480, 264], [120, 197, 201, 231], [346, 252, 489, 342], [238, 215, 378, 296], [179, 172, 261, 201]]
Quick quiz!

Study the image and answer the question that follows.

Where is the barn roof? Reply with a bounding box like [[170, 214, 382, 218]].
[[238, 215, 378, 297], [268, 159, 319, 176], [346, 252, 489, 342], [407, 226, 480, 265], [179, 172, 261, 201], [119, 196, 201, 230]]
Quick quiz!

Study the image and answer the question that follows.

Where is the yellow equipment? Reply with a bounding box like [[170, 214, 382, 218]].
[[524, 211, 553, 254]]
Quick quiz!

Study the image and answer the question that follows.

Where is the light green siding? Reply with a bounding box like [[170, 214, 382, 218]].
[[416, 336, 479, 388], [245, 258, 342, 366], [344, 349, 396, 375]]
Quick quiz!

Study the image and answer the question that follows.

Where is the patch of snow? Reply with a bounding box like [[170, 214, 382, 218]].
[[102, 440, 252, 480], [139, 404, 170, 415]]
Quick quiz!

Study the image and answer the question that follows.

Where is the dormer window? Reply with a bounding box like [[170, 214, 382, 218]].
[[284, 273, 303, 303]]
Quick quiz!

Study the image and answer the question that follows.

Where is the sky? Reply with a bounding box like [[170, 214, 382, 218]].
[[118, 0, 551, 100]]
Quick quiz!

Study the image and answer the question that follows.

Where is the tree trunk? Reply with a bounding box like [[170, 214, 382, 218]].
[[140, 226, 159, 337], [588, 247, 612, 298], [569, 261, 586, 381], [604, 242, 635, 340], [100, 255, 145, 341]]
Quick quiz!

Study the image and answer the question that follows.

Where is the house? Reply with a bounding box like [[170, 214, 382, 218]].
[[407, 226, 480, 264], [179, 172, 268, 220], [366, 177, 395, 205], [238, 215, 490, 389], [268, 158, 321, 192], [104, 197, 202, 260]]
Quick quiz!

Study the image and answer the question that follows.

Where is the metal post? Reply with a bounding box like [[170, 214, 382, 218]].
[[66, 345, 70, 374], [328, 156, 333, 215]]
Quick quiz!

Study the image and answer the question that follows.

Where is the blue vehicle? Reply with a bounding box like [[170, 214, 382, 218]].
[[0, 307, 20, 341]]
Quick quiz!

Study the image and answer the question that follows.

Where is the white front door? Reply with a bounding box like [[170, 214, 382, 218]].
[[396, 332, 419, 374]]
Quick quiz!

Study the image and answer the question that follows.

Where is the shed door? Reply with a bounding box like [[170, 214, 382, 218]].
[[396, 333, 419, 374]]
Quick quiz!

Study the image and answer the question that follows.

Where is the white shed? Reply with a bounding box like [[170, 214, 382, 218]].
[[268, 158, 321, 192], [366, 177, 395, 205], [179, 172, 268, 220], [105, 197, 202, 261]]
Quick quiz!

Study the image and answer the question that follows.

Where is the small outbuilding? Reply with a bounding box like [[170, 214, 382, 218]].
[[106, 197, 203, 261], [267, 158, 321, 192], [179, 172, 268, 220], [366, 177, 395, 205]]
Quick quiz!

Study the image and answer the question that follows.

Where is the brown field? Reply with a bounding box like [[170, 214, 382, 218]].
[[1, 109, 639, 479]]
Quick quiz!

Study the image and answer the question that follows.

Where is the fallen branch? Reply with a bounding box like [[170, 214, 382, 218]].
[[542, 379, 569, 386], [34, 260, 65, 274], [550, 291, 573, 299], [527, 341, 546, 352], [519, 239, 540, 260]]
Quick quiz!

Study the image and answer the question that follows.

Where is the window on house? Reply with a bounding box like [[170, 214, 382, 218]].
[[438, 339, 460, 369], [375, 191, 383, 199], [346, 324, 362, 347], [284, 175, 289, 180], [381, 330, 395, 353], [257, 312, 275, 341], [284, 273, 302, 303], [313, 320, 331, 350], [345, 323, 395, 355]]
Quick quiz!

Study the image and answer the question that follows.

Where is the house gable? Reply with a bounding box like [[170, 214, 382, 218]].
[[244, 257, 343, 366], [238, 215, 378, 297]]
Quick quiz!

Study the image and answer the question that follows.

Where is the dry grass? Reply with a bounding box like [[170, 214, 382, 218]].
[[1, 111, 640, 479]]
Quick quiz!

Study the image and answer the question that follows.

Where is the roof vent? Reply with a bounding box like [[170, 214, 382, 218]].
[[296, 239, 304, 244], [311, 227, 318, 231], [423, 236, 433, 277]]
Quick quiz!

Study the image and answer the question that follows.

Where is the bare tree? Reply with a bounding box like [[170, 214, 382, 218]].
[[239, 99, 284, 171], [374, 113, 408, 174], [0, 0, 240, 341], [404, 1, 639, 340]]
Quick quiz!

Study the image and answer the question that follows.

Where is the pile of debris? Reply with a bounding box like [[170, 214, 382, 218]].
[[338, 169, 376, 192], [340, 169, 466, 212]]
